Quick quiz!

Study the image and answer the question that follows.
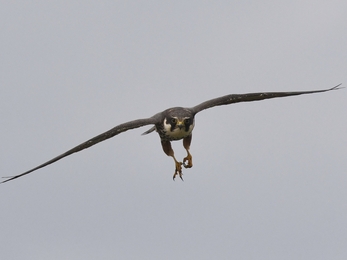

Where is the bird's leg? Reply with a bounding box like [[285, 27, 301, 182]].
[[182, 135, 193, 168], [161, 140, 183, 180]]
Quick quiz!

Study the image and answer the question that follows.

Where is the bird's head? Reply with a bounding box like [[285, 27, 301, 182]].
[[163, 108, 195, 139]]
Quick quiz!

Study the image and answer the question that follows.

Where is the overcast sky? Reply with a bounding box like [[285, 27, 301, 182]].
[[1, 1, 346, 259]]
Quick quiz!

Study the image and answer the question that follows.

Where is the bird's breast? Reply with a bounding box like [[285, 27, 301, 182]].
[[162, 122, 194, 141]]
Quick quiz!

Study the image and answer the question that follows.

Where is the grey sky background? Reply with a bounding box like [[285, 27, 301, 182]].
[[1, 1, 346, 259]]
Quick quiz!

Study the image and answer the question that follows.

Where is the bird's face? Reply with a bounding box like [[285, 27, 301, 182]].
[[163, 116, 194, 140], [163, 110, 195, 140]]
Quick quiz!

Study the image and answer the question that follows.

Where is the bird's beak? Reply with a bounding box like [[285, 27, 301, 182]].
[[177, 121, 184, 129]]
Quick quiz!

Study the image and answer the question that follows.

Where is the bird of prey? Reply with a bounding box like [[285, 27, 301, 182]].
[[2, 84, 342, 183]]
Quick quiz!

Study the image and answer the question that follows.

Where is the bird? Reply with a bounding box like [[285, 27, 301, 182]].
[[2, 84, 342, 183]]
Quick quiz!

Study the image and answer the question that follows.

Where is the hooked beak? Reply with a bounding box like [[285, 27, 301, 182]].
[[177, 121, 184, 129]]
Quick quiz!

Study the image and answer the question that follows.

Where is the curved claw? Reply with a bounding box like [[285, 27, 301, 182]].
[[173, 161, 183, 181], [183, 153, 193, 169]]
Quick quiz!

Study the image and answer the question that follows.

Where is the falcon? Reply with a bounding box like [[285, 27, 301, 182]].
[[2, 84, 342, 183]]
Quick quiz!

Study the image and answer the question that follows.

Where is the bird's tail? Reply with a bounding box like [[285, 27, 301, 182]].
[[141, 126, 156, 135]]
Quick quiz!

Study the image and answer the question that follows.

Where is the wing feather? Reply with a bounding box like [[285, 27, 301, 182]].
[[2, 117, 158, 183], [191, 84, 342, 114]]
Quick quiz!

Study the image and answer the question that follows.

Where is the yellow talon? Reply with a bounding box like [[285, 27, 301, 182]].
[[173, 161, 183, 180], [183, 153, 193, 168]]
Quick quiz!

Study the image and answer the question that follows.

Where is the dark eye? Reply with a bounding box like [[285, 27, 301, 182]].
[[170, 118, 177, 124], [184, 118, 190, 124]]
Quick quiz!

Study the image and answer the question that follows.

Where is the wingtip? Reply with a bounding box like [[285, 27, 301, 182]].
[[1, 179, 10, 184], [1, 176, 15, 184], [1, 174, 26, 184], [330, 83, 343, 90]]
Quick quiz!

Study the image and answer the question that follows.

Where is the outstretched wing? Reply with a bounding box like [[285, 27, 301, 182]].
[[191, 84, 342, 114], [2, 117, 158, 183]]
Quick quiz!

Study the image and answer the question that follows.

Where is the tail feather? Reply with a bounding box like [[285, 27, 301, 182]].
[[142, 126, 156, 135]]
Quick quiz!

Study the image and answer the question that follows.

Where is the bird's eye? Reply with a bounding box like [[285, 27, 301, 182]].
[[171, 118, 177, 124], [184, 118, 191, 124]]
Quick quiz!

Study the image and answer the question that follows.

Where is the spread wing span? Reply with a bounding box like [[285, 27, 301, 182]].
[[2, 84, 342, 183]]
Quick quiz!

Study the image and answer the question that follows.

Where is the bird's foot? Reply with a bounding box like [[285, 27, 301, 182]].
[[183, 154, 193, 169], [173, 161, 183, 181]]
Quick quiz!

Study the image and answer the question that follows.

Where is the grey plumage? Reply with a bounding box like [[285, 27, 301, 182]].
[[2, 84, 342, 183]]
